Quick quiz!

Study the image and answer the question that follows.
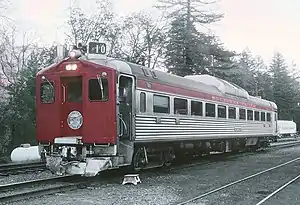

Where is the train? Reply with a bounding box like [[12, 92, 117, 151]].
[[35, 42, 278, 176]]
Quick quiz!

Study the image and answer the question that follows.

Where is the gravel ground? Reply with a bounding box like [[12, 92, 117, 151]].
[[0, 139, 295, 187], [192, 157, 300, 204], [0, 182, 71, 200], [263, 180, 300, 205], [0, 170, 53, 185], [10, 145, 300, 205]]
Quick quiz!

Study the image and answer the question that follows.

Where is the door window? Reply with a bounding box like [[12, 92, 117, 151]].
[[62, 76, 82, 103]]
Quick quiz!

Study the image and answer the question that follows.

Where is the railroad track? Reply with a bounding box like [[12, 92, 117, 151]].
[[255, 174, 300, 205], [0, 162, 46, 176], [0, 175, 85, 204], [0, 141, 298, 204], [256, 175, 300, 205], [173, 155, 300, 205], [0, 140, 295, 176]]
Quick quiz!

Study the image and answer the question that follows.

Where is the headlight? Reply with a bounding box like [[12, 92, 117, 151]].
[[65, 64, 77, 71], [67, 111, 83, 130]]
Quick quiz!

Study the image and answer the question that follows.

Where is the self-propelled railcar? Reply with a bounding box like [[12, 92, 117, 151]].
[[36, 42, 278, 176]]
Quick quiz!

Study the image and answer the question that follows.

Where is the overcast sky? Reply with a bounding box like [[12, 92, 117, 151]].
[[6, 0, 300, 66]]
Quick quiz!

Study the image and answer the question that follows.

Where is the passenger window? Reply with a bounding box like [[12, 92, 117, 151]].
[[229, 107, 236, 119], [88, 78, 109, 101], [174, 98, 187, 115], [239, 108, 246, 120], [67, 77, 82, 102], [205, 103, 215, 117], [267, 113, 271, 122], [247, 110, 253, 120], [261, 112, 266, 121], [218, 105, 226, 118], [140, 92, 146, 112], [40, 82, 55, 103], [191, 101, 202, 116], [153, 95, 169, 113], [254, 111, 260, 121]]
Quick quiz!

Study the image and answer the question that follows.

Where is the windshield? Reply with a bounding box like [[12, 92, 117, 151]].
[[88, 78, 108, 101]]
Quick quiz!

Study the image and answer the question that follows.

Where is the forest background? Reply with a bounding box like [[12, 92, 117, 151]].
[[0, 0, 299, 157]]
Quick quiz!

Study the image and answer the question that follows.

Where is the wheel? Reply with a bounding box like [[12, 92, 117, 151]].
[[132, 147, 146, 171]]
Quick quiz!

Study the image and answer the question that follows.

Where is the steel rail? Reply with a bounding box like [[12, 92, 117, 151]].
[[0, 175, 81, 203], [0, 162, 45, 174], [0, 175, 74, 191], [255, 174, 300, 205], [174, 156, 300, 205]]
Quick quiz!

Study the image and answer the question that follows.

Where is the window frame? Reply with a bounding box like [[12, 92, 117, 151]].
[[239, 108, 246, 120], [140, 92, 146, 113], [88, 78, 109, 102], [153, 94, 170, 114], [228, 107, 236, 119], [261, 112, 266, 121], [247, 110, 254, 121], [191, 100, 203, 116], [67, 77, 83, 103], [254, 111, 260, 121], [40, 81, 55, 104], [205, 103, 216, 118], [267, 113, 271, 122], [174, 98, 188, 115], [217, 105, 227, 118]]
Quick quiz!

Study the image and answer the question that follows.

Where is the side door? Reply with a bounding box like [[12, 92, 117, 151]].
[[82, 69, 117, 144], [117, 74, 136, 141], [60, 76, 83, 137]]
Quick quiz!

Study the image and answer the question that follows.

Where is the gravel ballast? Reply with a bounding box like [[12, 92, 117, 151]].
[[0, 170, 53, 185], [11, 145, 300, 205]]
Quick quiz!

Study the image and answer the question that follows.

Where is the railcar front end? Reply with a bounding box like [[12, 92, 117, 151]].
[[36, 45, 134, 176]]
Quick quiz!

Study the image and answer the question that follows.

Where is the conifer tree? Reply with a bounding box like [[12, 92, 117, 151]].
[[269, 52, 298, 120], [157, 0, 235, 76]]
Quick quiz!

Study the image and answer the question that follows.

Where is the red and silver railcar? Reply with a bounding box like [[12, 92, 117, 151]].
[[36, 42, 278, 176]]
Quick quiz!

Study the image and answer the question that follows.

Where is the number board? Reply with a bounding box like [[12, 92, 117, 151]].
[[88, 42, 106, 55]]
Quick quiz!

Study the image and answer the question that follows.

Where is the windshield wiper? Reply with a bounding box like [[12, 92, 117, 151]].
[[96, 74, 104, 100], [41, 75, 54, 89]]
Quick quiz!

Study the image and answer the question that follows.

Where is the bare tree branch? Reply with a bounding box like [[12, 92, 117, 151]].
[[0, 27, 34, 91]]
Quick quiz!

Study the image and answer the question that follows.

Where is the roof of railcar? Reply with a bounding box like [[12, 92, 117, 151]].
[[127, 62, 222, 95], [126, 62, 276, 109], [37, 56, 277, 110]]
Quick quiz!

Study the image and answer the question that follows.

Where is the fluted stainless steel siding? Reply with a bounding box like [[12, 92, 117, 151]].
[[135, 115, 273, 142]]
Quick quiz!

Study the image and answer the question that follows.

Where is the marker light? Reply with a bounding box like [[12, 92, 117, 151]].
[[65, 64, 78, 71], [102, 72, 107, 78], [69, 51, 76, 58], [68, 49, 82, 59]]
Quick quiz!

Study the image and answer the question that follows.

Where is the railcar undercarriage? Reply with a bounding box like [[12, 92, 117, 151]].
[[127, 137, 271, 172], [42, 143, 130, 177], [41, 136, 271, 176]]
